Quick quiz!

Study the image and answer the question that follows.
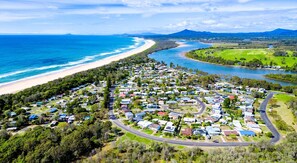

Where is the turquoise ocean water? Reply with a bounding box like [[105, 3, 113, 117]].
[[0, 35, 144, 85]]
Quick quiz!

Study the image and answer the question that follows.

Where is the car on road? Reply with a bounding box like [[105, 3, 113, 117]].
[[109, 115, 116, 120], [213, 140, 219, 143]]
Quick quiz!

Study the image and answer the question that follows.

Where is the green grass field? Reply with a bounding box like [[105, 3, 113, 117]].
[[274, 94, 295, 103], [194, 48, 297, 67], [117, 132, 154, 145]]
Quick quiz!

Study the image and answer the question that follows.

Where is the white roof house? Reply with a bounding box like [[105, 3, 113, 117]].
[[137, 120, 153, 129], [163, 122, 176, 133], [233, 120, 242, 129], [183, 117, 196, 123]]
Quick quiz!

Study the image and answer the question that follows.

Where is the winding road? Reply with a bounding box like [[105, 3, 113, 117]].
[[109, 87, 280, 146], [259, 92, 281, 144]]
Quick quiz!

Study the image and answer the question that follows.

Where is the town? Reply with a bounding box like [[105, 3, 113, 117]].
[[112, 62, 272, 143]]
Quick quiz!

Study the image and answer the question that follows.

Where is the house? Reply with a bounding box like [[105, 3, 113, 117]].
[[212, 103, 222, 110], [9, 112, 17, 117], [84, 116, 91, 121], [58, 114, 67, 121], [166, 100, 177, 104], [36, 102, 43, 107], [233, 120, 242, 129], [163, 122, 176, 133], [22, 107, 31, 111], [157, 112, 167, 117], [149, 124, 161, 131], [222, 130, 239, 136], [29, 114, 38, 121], [169, 112, 181, 120], [204, 117, 217, 124], [246, 122, 262, 132], [147, 104, 159, 109], [135, 112, 146, 118], [181, 128, 192, 136], [137, 120, 152, 129], [193, 128, 207, 136], [206, 126, 221, 136], [238, 130, 256, 137], [68, 115, 75, 123], [183, 117, 196, 124], [6, 127, 18, 131], [121, 99, 131, 105], [158, 120, 168, 126], [50, 121, 58, 127], [49, 108, 58, 113], [125, 112, 134, 120]]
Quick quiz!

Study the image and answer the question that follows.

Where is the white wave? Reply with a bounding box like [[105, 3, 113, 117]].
[[0, 37, 146, 80]]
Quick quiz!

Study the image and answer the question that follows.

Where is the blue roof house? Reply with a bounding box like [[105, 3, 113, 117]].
[[29, 114, 38, 121], [239, 130, 256, 137], [49, 108, 58, 113], [135, 112, 146, 119]]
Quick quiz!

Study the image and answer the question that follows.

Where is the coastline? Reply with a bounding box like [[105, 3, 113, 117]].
[[0, 39, 155, 95]]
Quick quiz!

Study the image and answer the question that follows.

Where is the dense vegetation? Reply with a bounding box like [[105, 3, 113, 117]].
[[265, 74, 297, 84], [90, 132, 297, 163], [288, 98, 297, 118], [0, 120, 113, 162]]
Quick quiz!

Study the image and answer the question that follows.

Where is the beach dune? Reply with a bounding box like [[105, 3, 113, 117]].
[[0, 39, 155, 95]]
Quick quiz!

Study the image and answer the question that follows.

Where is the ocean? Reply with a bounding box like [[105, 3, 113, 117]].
[[0, 35, 144, 85]]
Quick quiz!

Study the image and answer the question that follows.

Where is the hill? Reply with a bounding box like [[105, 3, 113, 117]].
[[167, 28, 297, 39]]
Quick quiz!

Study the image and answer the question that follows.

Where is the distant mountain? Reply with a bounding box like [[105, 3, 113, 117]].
[[169, 29, 212, 37], [164, 28, 297, 39], [124, 32, 159, 37]]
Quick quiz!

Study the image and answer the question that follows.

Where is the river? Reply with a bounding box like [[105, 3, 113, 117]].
[[149, 41, 295, 86]]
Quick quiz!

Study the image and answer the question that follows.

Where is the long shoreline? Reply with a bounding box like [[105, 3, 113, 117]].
[[0, 39, 155, 95]]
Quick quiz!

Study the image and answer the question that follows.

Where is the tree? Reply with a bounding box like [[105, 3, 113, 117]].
[[269, 99, 278, 108], [223, 98, 231, 108]]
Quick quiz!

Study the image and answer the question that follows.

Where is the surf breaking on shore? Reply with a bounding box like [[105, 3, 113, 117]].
[[0, 39, 155, 95]]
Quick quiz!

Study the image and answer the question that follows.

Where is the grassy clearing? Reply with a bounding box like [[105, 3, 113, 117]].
[[272, 94, 297, 132], [117, 132, 154, 145], [274, 94, 295, 103], [194, 48, 297, 67]]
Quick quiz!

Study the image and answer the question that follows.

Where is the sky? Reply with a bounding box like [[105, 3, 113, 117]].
[[0, 0, 297, 34]]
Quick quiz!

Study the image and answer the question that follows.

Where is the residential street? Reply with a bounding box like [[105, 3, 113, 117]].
[[109, 87, 280, 146]]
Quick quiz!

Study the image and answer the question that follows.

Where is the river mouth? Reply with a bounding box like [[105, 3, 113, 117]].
[[149, 41, 296, 86]]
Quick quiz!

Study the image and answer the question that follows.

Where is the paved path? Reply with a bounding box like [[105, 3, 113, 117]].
[[259, 92, 280, 144], [194, 97, 206, 115], [109, 87, 280, 146]]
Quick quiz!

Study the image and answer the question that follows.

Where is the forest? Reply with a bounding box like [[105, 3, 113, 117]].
[[0, 119, 113, 162]]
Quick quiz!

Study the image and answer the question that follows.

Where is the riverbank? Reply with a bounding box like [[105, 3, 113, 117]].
[[0, 39, 155, 95], [264, 74, 297, 84], [183, 52, 290, 72]]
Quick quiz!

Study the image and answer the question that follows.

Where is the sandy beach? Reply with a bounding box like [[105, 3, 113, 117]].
[[0, 39, 155, 95]]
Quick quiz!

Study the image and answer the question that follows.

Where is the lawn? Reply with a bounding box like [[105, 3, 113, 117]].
[[194, 48, 297, 68], [143, 128, 154, 135], [274, 94, 295, 103], [172, 105, 198, 114], [117, 132, 154, 145]]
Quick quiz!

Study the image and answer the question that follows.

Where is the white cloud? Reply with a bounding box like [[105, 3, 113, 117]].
[[238, 0, 252, 3]]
